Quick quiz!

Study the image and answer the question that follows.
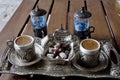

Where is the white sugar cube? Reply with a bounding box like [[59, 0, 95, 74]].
[[55, 56, 59, 59], [47, 54, 54, 59], [59, 52, 67, 59]]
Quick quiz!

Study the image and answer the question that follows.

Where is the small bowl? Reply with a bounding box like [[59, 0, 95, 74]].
[[45, 42, 75, 65]]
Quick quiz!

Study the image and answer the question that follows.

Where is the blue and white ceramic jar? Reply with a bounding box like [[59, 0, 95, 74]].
[[30, 6, 47, 38]]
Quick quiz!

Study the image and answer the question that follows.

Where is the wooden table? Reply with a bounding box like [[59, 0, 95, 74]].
[[0, 0, 120, 80]]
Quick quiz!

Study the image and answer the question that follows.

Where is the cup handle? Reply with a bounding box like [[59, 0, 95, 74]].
[[6, 40, 14, 48], [89, 26, 95, 33]]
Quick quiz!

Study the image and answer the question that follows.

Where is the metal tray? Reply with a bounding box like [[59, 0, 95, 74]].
[[0, 29, 120, 79]]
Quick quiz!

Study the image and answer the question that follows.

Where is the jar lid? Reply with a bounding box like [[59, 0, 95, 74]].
[[30, 6, 47, 17], [74, 7, 92, 18], [53, 24, 70, 42]]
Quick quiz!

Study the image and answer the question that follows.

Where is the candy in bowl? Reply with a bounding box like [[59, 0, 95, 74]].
[[43, 27, 75, 64]]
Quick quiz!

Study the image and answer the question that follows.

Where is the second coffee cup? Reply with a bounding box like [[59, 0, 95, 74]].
[[79, 38, 100, 67]]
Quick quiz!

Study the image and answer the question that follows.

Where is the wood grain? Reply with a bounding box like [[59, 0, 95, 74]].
[[22, 0, 53, 36], [69, 0, 111, 40], [47, 0, 68, 34], [0, 0, 37, 57], [87, 0, 111, 39], [102, 0, 120, 47]]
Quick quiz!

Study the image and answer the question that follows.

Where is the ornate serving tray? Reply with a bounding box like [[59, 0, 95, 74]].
[[0, 28, 120, 79]]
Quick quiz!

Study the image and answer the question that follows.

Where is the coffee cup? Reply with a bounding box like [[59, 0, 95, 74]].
[[79, 38, 100, 67], [7, 35, 36, 62]]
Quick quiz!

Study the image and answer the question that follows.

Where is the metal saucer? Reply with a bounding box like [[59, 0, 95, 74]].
[[72, 50, 109, 72], [8, 43, 44, 67]]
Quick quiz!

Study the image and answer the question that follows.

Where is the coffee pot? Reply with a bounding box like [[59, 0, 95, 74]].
[[74, 7, 94, 39], [53, 25, 70, 42]]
